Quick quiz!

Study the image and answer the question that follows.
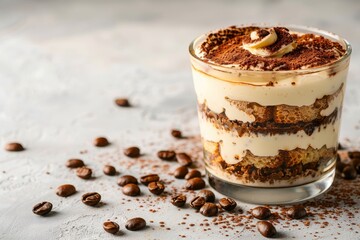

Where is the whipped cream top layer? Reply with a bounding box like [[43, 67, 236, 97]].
[[197, 26, 346, 71]]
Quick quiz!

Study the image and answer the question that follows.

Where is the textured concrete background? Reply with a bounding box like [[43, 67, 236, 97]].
[[0, 0, 359, 239]]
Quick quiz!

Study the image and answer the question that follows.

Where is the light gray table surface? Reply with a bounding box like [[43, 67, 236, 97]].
[[0, 0, 360, 239]]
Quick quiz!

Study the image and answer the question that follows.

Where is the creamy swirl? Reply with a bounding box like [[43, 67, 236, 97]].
[[243, 27, 297, 57]]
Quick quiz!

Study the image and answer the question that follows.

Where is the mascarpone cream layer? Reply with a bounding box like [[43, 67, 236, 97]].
[[192, 66, 347, 112]]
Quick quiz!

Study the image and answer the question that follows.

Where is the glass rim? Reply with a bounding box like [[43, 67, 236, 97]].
[[189, 24, 352, 75]]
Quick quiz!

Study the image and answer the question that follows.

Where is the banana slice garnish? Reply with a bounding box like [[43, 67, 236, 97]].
[[244, 28, 278, 49], [243, 28, 296, 58]]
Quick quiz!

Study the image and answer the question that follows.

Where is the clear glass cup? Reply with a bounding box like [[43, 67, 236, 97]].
[[189, 25, 352, 204]]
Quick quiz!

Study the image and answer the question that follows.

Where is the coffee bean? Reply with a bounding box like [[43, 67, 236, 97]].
[[336, 154, 346, 172], [93, 137, 109, 147], [257, 221, 277, 238], [197, 190, 215, 202], [185, 177, 205, 190], [32, 202, 52, 216], [171, 194, 186, 207], [352, 158, 360, 174], [82, 192, 101, 206], [122, 183, 140, 196], [199, 203, 218, 217], [174, 166, 189, 179], [171, 129, 182, 139], [251, 206, 272, 220], [336, 161, 346, 172], [219, 197, 237, 211], [190, 196, 206, 209], [148, 181, 165, 195], [157, 150, 176, 161], [125, 217, 146, 231], [336, 153, 341, 162], [103, 221, 119, 234], [76, 167, 92, 179], [341, 165, 357, 180], [103, 165, 116, 176], [176, 153, 192, 166], [185, 170, 202, 180], [115, 98, 130, 107], [286, 206, 307, 219], [5, 142, 24, 152], [140, 174, 160, 186], [66, 159, 84, 168], [117, 175, 138, 187], [56, 184, 76, 197], [348, 151, 360, 159], [124, 146, 140, 158]]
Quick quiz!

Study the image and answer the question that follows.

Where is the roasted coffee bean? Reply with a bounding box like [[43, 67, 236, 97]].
[[336, 153, 341, 162], [32, 202, 52, 216], [103, 221, 119, 234], [82, 192, 101, 206], [251, 206, 272, 220], [148, 181, 165, 195], [66, 159, 84, 168], [93, 137, 109, 147], [117, 175, 138, 187], [185, 177, 205, 190], [140, 174, 160, 186], [76, 167, 92, 179], [219, 197, 237, 211], [103, 165, 116, 176], [336, 154, 346, 172], [174, 166, 189, 179], [171, 194, 186, 207], [352, 158, 360, 174], [257, 221, 277, 238], [348, 151, 360, 159], [190, 196, 206, 210], [171, 129, 182, 139], [56, 184, 76, 197], [115, 98, 130, 107], [337, 162, 353, 173], [176, 153, 192, 166], [157, 150, 176, 161], [336, 161, 345, 172], [197, 190, 215, 202], [185, 170, 202, 180], [122, 183, 140, 196], [199, 203, 218, 217], [125, 217, 146, 231], [341, 166, 357, 180], [124, 146, 140, 158], [5, 142, 24, 152], [286, 206, 307, 219]]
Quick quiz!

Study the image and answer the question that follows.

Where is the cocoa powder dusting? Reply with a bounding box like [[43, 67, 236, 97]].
[[199, 26, 346, 70]]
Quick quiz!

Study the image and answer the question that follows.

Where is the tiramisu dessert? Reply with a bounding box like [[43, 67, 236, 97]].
[[189, 25, 351, 201]]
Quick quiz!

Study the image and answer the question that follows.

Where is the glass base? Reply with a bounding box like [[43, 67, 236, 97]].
[[207, 169, 335, 205]]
